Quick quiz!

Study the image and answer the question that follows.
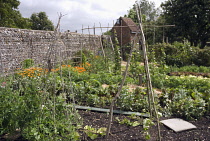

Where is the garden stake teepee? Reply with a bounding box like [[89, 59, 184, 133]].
[[135, 2, 161, 141]]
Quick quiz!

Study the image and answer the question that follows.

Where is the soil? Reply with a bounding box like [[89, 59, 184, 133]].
[[79, 110, 210, 141]]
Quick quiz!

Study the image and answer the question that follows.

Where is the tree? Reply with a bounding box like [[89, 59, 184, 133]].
[[0, 0, 31, 28], [30, 12, 54, 31], [126, 0, 160, 22], [125, 0, 161, 44], [161, 0, 210, 49]]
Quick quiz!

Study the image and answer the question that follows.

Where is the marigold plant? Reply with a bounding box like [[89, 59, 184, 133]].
[[74, 66, 86, 73], [18, 67, 44, 77]]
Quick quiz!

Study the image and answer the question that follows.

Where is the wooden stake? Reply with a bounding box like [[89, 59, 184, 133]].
[[106, 33, 139, 138], [135, 3, 161, 141]]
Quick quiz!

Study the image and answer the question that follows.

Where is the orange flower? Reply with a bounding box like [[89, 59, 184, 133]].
[[74, 66, 86, 73], [62, 65, 71, 68], [17, 67, 45, 77]]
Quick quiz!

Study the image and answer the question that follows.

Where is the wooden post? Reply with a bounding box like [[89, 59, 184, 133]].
[[120, 18, 123, 61], [99, 22, 103, 35], [99, 36, 106, 59], [93, 23, 96, 35], [109, 36, 115, 51], [135, 3, 161, 141], [139, 74, 143, 86]]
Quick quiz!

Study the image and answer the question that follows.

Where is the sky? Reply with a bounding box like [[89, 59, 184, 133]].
[[18, 0, 166, 34]]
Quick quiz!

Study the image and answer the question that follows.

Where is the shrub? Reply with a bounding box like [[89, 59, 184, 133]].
[[149, 42, 210, 67], [0, 74, 81, 140], [159, 88, 207, 120]]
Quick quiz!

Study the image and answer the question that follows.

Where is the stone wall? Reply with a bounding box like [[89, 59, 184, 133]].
[[0, 27, 103, 74]]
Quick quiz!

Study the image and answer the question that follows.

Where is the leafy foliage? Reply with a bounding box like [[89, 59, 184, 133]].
[[126, 0, 160, 22], [159, 88, 207, 120], [161, 0, 210, 49], [149, 42, 210, 67], [21, 59, 34, 69], [142, 118, 154, 140], [84, 125, 106, 140], [115, 116, 141, 127], [113, 30, 121, 74], [30, 12, 54, 31], [0, 74, 81, 140], [0, 0, 31, 28]]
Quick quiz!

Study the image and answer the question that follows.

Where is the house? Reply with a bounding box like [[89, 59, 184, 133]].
[[112, 17, 139, 46]]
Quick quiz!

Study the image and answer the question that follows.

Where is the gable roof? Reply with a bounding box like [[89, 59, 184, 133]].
[[120, 17, 139, 33]]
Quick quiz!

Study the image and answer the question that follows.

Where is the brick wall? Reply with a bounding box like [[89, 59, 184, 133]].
[[0, 27, 103, 74]]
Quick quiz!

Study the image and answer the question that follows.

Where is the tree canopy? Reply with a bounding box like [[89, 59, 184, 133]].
[[30, 12, 54, 31], [125, 0, 160, 22], [0, 0, 31, 28], [0, 0, 54, 30], [161, 0, 210, 49]]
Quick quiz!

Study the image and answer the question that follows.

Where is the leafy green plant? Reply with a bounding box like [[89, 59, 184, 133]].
[[142, 118, 154, 140], [0, 72, 82, 141], [116, 87, 149, 112], [129, 51, 144, 80], [149, 42, 210, 67], [113, 29, 121, 74], [115, 117, 141, 127], [84, 125, 106, 140], [159, 88, 207, 120], [21, 59, 34, 69]]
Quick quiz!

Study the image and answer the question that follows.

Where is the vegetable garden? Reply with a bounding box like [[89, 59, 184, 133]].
[[1, 0, 210, 140], [1, 40, 210, 140]]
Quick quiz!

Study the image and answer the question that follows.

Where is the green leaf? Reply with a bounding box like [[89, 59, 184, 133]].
[[90, 133, 98, 140], [97, 127, 107, 136], [131, 121, 140, 127]]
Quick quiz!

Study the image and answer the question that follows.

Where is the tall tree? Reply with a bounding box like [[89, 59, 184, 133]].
[[126, 0, 160, 22], [30, 12, 54, 31], [161, 0, 210, 49], [0, 0, 31, 28]]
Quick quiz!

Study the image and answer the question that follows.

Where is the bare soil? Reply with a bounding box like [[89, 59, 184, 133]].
[[79, 110, 210, 141]]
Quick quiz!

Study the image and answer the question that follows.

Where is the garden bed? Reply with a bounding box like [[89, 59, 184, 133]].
[[79, 110, 210, 141], [1, 110, 209, 141]]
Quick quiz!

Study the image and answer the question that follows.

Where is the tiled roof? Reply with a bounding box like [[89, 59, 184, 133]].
[[121, 17, 139, 32]]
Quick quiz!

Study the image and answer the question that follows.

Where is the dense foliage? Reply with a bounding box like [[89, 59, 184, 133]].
[[161, 0, 210, 49], [0, 0, 31, 28], [0, 74, 81, 140], [125, 0, 160, 22], [0, 1, 54, 31], [148, 42, 210, 67], [30, 12, 54, 31]]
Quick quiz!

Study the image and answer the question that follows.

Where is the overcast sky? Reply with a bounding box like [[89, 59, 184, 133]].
[[19, 0, 166, 34]]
